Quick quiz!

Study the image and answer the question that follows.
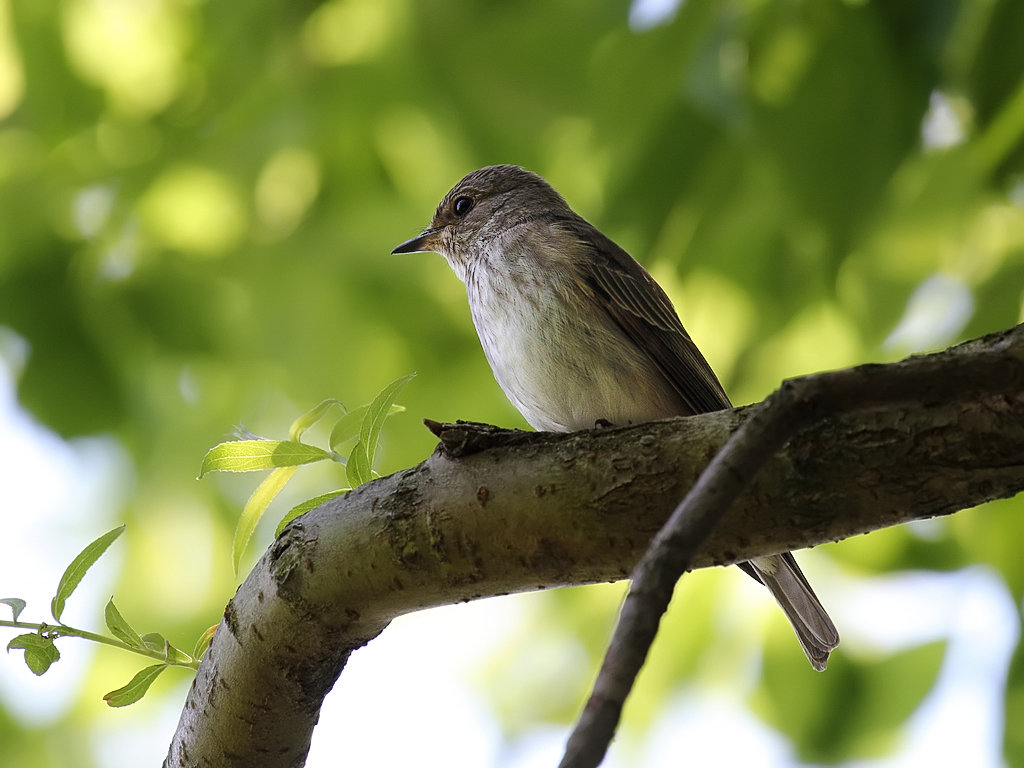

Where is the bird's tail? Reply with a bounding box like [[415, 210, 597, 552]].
[[740, 553, 839, 671]]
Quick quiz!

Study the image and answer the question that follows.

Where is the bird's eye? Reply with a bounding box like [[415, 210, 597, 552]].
[[453, 196, 474, 217]]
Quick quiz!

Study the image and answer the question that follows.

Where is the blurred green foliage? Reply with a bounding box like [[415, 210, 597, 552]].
[[1, 0, 1023, 765]]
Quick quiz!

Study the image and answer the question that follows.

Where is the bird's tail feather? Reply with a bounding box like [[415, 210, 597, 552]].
[[740, 554, 839, 671]]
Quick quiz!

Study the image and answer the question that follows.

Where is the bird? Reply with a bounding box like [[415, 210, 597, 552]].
[[393, 164, 839, 670]]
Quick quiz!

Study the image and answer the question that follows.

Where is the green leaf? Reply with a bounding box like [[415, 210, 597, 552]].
[[104, 598, 143, 648], [199, 440, 331, 477], [50, 525, 126, 623], [193, 625, 218, 661], [140, 632, 167, 653], [359, 372, 415, 471], [104, 664, 167, 707], [232, 465, 299, 574], [329, 405, 367, 452], [329, 403, 404, 453], [288, 398, 345, 442], [346, 439, 371, 487], [0, 598, 26, 621], [275, 489, 349, 537], [7, 633, 60, 675], [137, 633, 191, 664]]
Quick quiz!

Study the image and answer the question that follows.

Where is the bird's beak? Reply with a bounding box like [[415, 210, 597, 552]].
[[392, 228, 441, 254]]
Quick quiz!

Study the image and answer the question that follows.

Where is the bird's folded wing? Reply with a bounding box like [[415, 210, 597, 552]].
[[576, 230, 732, 415]]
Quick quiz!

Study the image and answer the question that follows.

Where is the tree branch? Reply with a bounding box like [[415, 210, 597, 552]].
[[165, 325, 1024, 768], [557, 323, 1024, 767]]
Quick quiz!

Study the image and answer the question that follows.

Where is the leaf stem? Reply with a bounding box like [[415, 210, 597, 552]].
[[1, 619, 200, 670]]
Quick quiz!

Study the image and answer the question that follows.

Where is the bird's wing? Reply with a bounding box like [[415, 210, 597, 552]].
[[571, 224, 731, 415]]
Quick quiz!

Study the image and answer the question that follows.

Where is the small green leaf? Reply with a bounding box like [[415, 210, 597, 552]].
[[7, 633, 60, 675], [199, 440, 330, 477], [193, 625, 217, 661], [329, 405, 367, 452], [232, 465, 299, 574], [104, 598, 143, 648], [275, 489, 349, 537], [289, 398, 345, 442], [140, 632, 167, 653], [104, 664, 167, 707], [51, 525, 125, 623], [360, 373, 415, 470], [1, 598, 26, 621], [329, 404, 404, 453], [346, 440, 371, 488]]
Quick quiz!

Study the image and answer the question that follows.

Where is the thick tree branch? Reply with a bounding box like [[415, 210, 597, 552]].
[[558, 323, 1024, 768], [165, 325, 1024, 768]]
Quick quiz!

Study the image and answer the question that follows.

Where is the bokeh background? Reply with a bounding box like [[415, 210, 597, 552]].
[[2, 0, 1023, 765]]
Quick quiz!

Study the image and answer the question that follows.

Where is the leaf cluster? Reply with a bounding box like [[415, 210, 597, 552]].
[[3, 375, 413, 706], [199, 373, 414, 572], [2, 526, 204, 707]]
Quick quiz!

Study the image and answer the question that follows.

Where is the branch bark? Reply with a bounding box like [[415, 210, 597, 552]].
[[558, 321, 1024, 767], [165, 325, 1024, 768]]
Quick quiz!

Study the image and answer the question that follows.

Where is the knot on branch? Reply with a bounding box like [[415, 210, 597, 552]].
[[423, 418, 534, 457]]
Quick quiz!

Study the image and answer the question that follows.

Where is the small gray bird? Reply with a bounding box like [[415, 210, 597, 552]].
[[393, 164, 839, 670]]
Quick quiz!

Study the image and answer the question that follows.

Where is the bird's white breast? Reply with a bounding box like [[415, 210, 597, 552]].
[[462, 236, 675, 432]]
